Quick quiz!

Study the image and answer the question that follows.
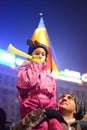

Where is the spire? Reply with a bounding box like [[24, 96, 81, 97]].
[[31, 16, 60, 78], [38, 17, 45, 28]]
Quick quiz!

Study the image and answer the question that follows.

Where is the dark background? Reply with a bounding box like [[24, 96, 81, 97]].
[[0, 0, 87, 74]]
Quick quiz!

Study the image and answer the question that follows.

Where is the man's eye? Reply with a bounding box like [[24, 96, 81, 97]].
[[68, 97, 74, 100]]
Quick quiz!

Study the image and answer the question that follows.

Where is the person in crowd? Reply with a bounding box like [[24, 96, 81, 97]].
[[13, 92, 86, 130], [16, 39, 62, 130], [0, 107, 6, 130]]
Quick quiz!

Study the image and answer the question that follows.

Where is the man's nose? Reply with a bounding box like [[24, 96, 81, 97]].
[[62, 96, 68, 101]]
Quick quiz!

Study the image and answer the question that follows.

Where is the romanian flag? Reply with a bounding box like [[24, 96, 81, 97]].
[[31, 17, 60, 78]]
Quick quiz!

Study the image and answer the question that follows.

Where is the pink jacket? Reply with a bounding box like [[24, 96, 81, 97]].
[[16, 60, 57, 117]]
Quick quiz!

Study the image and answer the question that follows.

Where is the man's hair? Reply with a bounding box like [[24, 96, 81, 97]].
[[73, 95, 86, 120]]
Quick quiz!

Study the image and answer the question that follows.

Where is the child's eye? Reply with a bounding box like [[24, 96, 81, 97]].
[[35, 53, 40, 55], [36, 54, 39, 55], [42, 54, 45, 56]]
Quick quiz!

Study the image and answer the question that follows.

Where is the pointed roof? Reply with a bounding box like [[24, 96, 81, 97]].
[[38, 17, 45, 28], [31, 17, 60, 78]]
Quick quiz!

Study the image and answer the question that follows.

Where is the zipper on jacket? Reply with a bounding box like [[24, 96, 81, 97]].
[[68, 124, 72, 130]]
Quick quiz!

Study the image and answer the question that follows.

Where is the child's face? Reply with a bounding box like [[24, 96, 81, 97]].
[[32, 47, 46, 63]]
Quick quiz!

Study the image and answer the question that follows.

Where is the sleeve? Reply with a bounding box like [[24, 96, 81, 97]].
[[13, 108, 46, 130], [16, 60, 42, 89], [45, 108, 64, 122]]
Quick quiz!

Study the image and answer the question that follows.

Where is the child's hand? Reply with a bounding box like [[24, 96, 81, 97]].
[[32, 55, 41, 63], [22, 60, 30, 66]]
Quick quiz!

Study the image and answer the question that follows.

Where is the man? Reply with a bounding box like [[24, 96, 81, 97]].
[[45, 92, 86, 130], [55, 93, 86, 130], [13, 92, 86, 130]]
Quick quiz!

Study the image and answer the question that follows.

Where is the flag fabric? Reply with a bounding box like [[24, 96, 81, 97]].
[[31, 17, 60, 78]]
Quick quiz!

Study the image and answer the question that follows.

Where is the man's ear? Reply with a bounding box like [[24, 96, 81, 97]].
[[73, 109, 76, 115]]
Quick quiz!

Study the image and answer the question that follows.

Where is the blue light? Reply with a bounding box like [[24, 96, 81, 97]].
[[15, 58, 24, 66], [0, 48, 25, 67], [0, 49, 15, 67]]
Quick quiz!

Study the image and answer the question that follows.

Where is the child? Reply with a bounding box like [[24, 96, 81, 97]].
[[16, 40, 62, 130]]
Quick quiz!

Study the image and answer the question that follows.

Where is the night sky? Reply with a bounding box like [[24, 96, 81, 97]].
[[0, 0, 87, 74]]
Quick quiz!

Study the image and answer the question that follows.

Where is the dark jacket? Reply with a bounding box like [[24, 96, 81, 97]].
[[45, 108, 87, 130], [61, 120, 81, 130], [13, 108, 87, 130], [13, 108, 46, 130]]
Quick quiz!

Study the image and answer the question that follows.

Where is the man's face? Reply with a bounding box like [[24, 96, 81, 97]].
[[58, 94, 76, 115]]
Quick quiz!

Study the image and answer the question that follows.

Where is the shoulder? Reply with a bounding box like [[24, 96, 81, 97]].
[[79, 121, 87, 130]]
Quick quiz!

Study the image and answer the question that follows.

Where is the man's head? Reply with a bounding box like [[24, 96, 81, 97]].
[[57, 93, 86, 120], [27, 40, 48, 62]]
